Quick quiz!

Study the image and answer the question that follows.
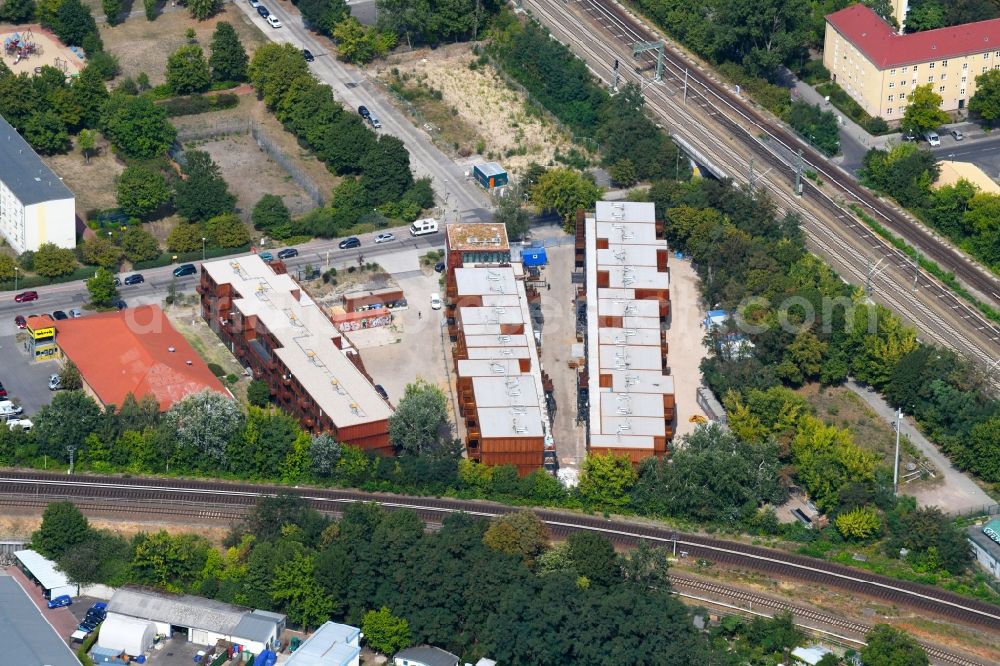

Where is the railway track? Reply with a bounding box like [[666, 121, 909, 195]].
[[2, 472, 998, 633], [521, 0, 1000, 369], [668, 576, 991, 666]]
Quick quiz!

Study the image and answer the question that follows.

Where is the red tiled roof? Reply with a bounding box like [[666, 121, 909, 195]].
[[827, 4, 1000, 68], [55, 305, 229, 410]]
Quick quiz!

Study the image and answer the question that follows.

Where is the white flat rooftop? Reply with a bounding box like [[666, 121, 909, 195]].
[[471, 375, 540, 407], [459, 306, 526, 327], [203, 255, 392, 427], [478, 406, 544, 438], [596, 200, 656, 223], [597, 297, 662, 319], [454, 267, 519, 295], [598, 344, 664, 371], [464, 333, 530, 348], [596, 245, 662, 267], [598, 327, 661, 346], [467, 347, 531, 360]]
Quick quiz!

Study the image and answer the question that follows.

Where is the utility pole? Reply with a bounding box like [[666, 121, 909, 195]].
[[794, 149, 804, 196], [610, 58, 620, 94], [683, 68, 689, 104], [893, 408, 902, 495], [67, 446, 76, 475], [912, 252, 920, 290], [748, 159, 754, 192], [865, 257, 885, 299]]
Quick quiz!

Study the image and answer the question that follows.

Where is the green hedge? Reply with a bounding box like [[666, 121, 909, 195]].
[[815, 81, 892, 136], [0, 265, 98, 291], [132, 243, 253, 270], [159, 92, 241, 118]]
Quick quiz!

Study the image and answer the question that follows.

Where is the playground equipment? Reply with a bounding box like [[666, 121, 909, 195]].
[[4, 30, 37, 63]]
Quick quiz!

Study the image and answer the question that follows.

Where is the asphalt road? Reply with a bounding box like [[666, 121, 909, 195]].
[[237, 0, 492, 222], [931, 133, 1000, 177]]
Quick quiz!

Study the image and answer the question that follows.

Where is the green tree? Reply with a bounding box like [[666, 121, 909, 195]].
[[310, 433, 342, 476], [78, 128, 97, 163], [33, 242, 77, 277], [209, 21, 248, 82], [361, 607, 412, 655], [578, 452, 637, 509], [32, 501, 90, 559], [186, 0, 218, 20], [905, 0, 945, 31], [116, 165, 171, 218], [248, 43, 310, 110], [862, 625, 929, 666], [792, 416, 879, 513], [100, 93, 176, 159], [73, 64, 110, 128], [970, 68, 1000, 125], [58, 360, 83, 391], [251, 194, 292, 236], [271, 552, 333, 629], [299, 0, 348, 34], [102, 0, 119, 25], [167, 222, 204, 253], [864, 0, 900, 28], [608, 159, 637, 187], [52, 0, 98, 47], [566, 531, 619, 587], [0, 254, 15, 281], [32, 390, 102, 459], [902, 84, 949, 133], [22, 110, 71, 155], [87, 267, 120, 305], [130, 530, 212, 591], [493, 183, 531, 241], [204, 213, 250, 248], [714, 0, 811, 80], [0, 0, 36, 22], [360, 134, 413, 205], [174, 150, 236, 221], [388, 379, 450, 456], [81, 236, 122, 269], [482, 510, 550, 566], [247, 379, 271, 407], [121, 225, 161, 262], [963, 193, 1000, 266], [835, 505, 882, 540], [967, 417, 1000, 482], [143, 0, 156, 20], [58, 529, 130, 585], [166, 44, 211, 95], [333, 17, 395, 64], [531, 168, 602, 231], [160, 389, 245, 468]]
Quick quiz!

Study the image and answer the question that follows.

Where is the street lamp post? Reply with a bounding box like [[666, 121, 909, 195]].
[[893, 408, 902, 495], [201, 237, 206, 262], [13, 266, 18, 292]]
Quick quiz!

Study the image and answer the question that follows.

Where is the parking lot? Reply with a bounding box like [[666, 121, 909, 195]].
[[145, 638, 211, 666], [0, 333, 58, 416]]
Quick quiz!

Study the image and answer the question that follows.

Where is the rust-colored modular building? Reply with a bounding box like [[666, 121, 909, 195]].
[[199, 255, 393, 453], [582, 201, 675, 463], [445, 224, 551, 474]]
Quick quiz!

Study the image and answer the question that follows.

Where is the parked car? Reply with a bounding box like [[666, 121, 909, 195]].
[[266, 15, 282, 28], [123, 274, 144, 285], [358, 105, 370, 118], [902, 129, 918, 141], [14, 315, 26, 329], [47, 595, 72, 609], [48, 374, 62, 391], [434, 261, 446, 273], [8, 419, 32, 432], [91, 602, 108, 613], [277, 248, 299, 259], [302, 49, 315, 62], [950, 129, 964, 141], [78, 620, 99, 632], [259, 251, 274, 262], [249, 0, 261, 6], [924, 130, 941, 147], [112, 277, 121, 287], [114, 299, 127, 311], [68, 308, 83, 318], [173, 264, 197, 277], [0, 400, 22, 416], [0, 384, 7, 399], [256, 4, 269, 16], [52, 310, 68, 320], [374, 384, 388, 401], [367, 115, 381, 129], [338, 237, 361, 250], [374, 232, 395, 244], [14, 291, 38, 302], [430, 292, 442, 310]]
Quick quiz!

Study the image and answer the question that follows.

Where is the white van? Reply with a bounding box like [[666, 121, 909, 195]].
[[409, 218, 439, 236], [0, 400, 24, 419]]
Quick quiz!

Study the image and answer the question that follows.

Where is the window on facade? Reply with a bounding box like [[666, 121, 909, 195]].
[[995, 51, 1000, 57], [961, 88, 966, 95], [987, 53, 991, 59], [887, 107, 893, 114], [899, 106, 906, 113], [890, 68, 896, 75], [942, 60, 948, 67], [929, 62, 935, 69], [928, 76, 934, 82], [939, 86, 945, 92], [962, 76, 967, 82], [941, 73, 947, 81], [888, 94, 894, 101], [899, 92, 906, 99], [902, 66, 908, 73], [889, 82, 895, 88]]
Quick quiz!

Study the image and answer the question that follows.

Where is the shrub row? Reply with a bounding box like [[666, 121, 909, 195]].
[[159, 92, 241, 117]]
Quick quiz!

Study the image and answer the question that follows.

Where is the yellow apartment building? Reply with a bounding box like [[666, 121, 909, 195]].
[[823, 3, 1000, 119]]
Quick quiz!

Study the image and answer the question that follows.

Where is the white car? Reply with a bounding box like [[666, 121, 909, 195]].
[[266, 15, 282, 28], [374, 232, 395, 244], [8, 418, 32, 432], [923, 130, 940, 147], [430, 293, 442, 310]]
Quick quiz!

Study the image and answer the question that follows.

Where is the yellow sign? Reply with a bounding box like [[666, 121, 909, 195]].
[[30, 327, 55, 339]]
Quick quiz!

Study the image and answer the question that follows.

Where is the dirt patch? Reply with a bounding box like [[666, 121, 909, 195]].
[[0, 510, 230, 546], [798, 383, 936, 487], [377, 44, 578, 175], [44, 135, 124, 215], [99, 5, 267, 85], [0, 24, 84, 77], [172, 96, 340, 215]]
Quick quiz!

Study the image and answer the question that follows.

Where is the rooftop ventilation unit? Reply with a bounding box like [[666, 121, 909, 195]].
[[498, 334, 511, 344], [490, 362, 506, 374]]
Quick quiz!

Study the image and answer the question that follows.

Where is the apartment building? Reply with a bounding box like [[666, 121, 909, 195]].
[[199, 254, 393, 453], [581, 201, 675, 464], [0, 115, 75, 253], [444, 223, 552, 475], [824, 4, 1000, 117]]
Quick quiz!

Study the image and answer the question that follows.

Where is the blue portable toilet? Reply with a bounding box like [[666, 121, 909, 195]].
[[521, 247, 547, 267]]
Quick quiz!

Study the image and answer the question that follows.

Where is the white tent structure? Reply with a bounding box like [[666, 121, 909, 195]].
[[97, 614, 156, 656]]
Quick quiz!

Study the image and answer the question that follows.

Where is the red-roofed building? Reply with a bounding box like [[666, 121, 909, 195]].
[[54, 305, 229, 411], [823, 4, 1000, 117]]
